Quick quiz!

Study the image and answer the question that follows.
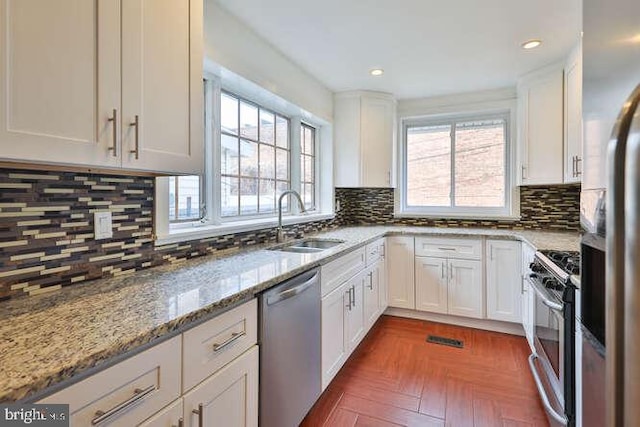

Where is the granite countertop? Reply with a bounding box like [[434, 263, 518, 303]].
[[0, 226, 580, 403]]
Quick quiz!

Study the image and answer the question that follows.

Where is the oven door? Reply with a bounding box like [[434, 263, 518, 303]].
[[529, 277, 567, 426]]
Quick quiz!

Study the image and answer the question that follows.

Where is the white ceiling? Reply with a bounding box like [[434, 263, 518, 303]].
[[214, 0, 581, 100]]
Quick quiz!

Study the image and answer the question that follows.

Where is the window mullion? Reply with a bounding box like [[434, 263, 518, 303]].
[[290, 118, 302, 214], [450, 121, 456, 208]]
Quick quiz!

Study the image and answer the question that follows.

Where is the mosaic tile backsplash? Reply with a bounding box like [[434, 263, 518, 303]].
[[0, 167, 579, 300], [334, 186, 581, 230], [0, 168, 339, 300]]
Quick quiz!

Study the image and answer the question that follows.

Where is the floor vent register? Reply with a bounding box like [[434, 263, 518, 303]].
[[426, 335, 464, 348]]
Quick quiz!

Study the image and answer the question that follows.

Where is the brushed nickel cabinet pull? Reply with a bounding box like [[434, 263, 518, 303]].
[[367, 272, 374, 290], [576, 156, 582, 176], [351, 285, 356, 308], [107, 109, 117, 156], [521, 164, 527, 180], [130, 115, 140, 160], [441, 263, 445, 279], [212, 331, 246, 352], [91, 384, 155, 425], [192, 404, 203, 427]]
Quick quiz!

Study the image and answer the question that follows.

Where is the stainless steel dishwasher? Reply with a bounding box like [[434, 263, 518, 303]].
[[259, 267, 321, 427]]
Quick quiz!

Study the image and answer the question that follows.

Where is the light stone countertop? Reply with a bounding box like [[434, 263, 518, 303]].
[[0, 225, 580, 403]]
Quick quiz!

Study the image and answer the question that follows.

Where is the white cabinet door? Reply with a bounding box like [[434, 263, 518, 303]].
[[518, 64, 564, 185], [378, 248, 388, 311], [415, 256, 448, 314], [522, 244, 536, 349], [363, 266, 380, 329], [121, 0, 203, 174], [387, 236, 415, 309], [321, 282, 349, 390], [564, 42, 583, 183], [0, 0, 120, 168], [333, 91, 396, 188], [447, 259, 483, 319], [138, 399, 183, 427], [486, 240, 522, 323], [361, 95, 396, 187], [345, 272, 366, 351], [183, 346, 258, 427]]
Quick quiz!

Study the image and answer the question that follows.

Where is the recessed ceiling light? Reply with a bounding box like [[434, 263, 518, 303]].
[[521, 39, 542, 50], [370, 68, 384, 76]]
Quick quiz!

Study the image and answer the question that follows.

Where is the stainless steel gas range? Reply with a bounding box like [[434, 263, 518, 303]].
[[527, 250, 579, 427]]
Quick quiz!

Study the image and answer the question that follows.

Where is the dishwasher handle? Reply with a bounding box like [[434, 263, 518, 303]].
[[266, 272, 319, 306]]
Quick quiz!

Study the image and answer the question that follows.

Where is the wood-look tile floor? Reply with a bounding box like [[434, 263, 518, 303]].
[[301, 315, 549, 427]]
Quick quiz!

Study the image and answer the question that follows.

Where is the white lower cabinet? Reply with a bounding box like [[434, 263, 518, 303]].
[[183, 346, 259, 427], [415, 255, 482, 319], [486, 240, 523, 322], [364, 265, 381, 329], [40, 336, 182, 426], [415, 256, 448, 314], [40, 300, 259, 427], [387, 236, 415, 309], [321, 281, 349, 389], [447, 259, 484, 319], [522, 244, 537, 349], [345, 272, 366, 353], [321, 242, 388, 391], [138, 399, 183, 427]]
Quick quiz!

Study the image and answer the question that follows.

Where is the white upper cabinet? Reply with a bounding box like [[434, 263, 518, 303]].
[[0, 0, 120, 168], [486, 240, 522, 323], [564, 41, 583, 183], [334, 91, 396, 188], [517, 63, 564, 185], [121, 0, 203, 173], [0, 0, 203, 175]]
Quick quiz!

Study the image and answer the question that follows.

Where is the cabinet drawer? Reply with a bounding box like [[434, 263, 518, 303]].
[[321, 247, 366, 297], [40, 336, 181, 426], [414, 237, 482, 260], [365, 239, 385, 266], [182, 299, 257, 392]]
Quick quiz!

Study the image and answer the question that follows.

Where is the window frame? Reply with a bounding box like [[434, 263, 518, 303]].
[[156, 73, 331, 244], [217, 89, 293, 220], [397, 109, 518, 219]]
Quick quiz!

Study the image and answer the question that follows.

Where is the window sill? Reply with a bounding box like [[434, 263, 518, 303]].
[[394, 211, 520, 222], [155, 212, 335, 246]]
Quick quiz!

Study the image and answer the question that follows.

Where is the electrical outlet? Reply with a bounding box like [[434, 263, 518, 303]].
[[336, 200, 341, 211], [94, 211, 113, 240]]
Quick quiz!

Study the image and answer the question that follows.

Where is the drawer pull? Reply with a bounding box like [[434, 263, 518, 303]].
[[193, 404, 204, 427], [91, 384, 156, 425], [437, 247, 456, 251], [213, 331, 246, 352]]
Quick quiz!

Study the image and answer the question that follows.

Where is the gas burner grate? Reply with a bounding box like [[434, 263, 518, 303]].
[[426, 335, 464, 348]]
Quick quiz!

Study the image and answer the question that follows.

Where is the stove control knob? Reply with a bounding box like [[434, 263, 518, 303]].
[[529, 262, 545, 273]]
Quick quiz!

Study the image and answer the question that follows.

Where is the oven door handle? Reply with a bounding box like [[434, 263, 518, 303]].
[[528, 354, 568, 426], [529, 278, 564, 312]]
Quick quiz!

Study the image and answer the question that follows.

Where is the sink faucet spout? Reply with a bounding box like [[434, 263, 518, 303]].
[[277, 190, 306, 242]]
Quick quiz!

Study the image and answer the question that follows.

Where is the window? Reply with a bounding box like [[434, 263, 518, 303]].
[[219, 91, 291, 218], [401, 113, 513, 217], [300, 123, 316, 210], [169, 175, 203, 222], [162, 74, 331, 239]]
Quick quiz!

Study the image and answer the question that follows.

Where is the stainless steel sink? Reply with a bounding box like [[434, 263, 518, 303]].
[[270, 238, 345, 253]]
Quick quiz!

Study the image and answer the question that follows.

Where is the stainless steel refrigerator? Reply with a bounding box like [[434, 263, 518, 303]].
[[581, 0, 640, 425]]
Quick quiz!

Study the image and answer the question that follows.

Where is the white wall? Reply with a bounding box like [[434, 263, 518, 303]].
[[397, 87, 516, 118], [204, 0, 333, 122]]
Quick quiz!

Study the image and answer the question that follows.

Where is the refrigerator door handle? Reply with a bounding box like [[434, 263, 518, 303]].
[[606, 84, 640, 427], [622, 88, 640, 423]]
